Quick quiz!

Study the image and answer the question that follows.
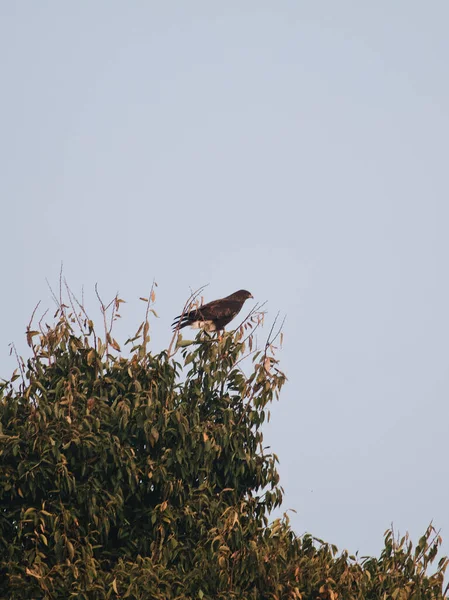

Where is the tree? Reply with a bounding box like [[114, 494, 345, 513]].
[[0, 287, 447, 599]]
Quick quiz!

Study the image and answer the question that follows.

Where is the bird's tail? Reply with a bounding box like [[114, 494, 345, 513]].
[[171, 314, 190, 330]]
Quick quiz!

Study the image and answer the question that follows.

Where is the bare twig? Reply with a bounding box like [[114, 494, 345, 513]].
[[232, 348, 259, 371], [64, 281, 84, 332], [38, 309, 49, 335], [65, 285, 97, 351], [236, 300, 267, 332], [45, 278, 59, 309], [59, 262, 65, 317], [270, 315, 286, 348], [241, 314, 266, 347], [263, 312, 286, 362], [104, 297, 116, 312], [263, 312, 279, 356], [27, 301, 41, 332]]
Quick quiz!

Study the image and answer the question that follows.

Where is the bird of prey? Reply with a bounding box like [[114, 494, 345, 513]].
[[172, 290, 253, 332]]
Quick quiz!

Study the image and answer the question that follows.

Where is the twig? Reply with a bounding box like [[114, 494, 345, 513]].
[[45, 278, 59, 309], [241, 316, 265, 347], [104, 297, 116, 312], [67, 286, 99, 375], [66, 286, 97, 351], [236, 300, 267, 332], [107, 294, 119, 336], [232, 348, 258, 371], [59, 262, 65, 317], [263, 312, 286, 362], [144, 280, 157, 326], [38, 309, 49, 335], [141, 280, 157, 355], [234, 301, 268, 358], [9, 343, 26, 392], [236, 312, 286, 427], [263, 312, 279, 357], [414, 524, 442, 566], [270, 315, 286, 347], [95, 283, 109, 357], [27, 301, 41, 331], [64, 280, 84, 332], [19, 460, 43, 479], [26, 301, 41, 357]]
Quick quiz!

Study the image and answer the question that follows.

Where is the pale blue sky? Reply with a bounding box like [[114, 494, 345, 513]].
[[1, 2, 449, 561]]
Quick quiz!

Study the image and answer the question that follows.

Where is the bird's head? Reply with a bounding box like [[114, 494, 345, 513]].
[[232, 290, 253, 301]]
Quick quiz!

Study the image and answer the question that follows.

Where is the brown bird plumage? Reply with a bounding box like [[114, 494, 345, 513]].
[[172, 290, 253, 332]]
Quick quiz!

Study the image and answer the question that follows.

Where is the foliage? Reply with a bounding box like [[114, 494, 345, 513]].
[[0, 287, 447, 599]]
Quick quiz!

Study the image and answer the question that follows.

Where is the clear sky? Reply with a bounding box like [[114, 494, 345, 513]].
[[1, 2, 448, 561]]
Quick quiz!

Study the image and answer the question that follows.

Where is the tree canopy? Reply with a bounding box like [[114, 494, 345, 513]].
[[0, 287, 447, 599]]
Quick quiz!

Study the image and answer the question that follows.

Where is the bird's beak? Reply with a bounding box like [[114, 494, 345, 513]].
[[250, 294, 254, 299]]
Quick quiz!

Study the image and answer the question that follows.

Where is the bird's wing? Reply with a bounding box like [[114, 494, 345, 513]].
[[195, 298, 239, 320], [172, 298, 241, 327]]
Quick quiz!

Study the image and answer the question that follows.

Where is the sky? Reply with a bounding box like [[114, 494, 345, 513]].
[[1, 2, 449, 563]]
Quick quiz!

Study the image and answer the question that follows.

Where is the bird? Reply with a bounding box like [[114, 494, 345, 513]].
[[172, 290, 253, 333]]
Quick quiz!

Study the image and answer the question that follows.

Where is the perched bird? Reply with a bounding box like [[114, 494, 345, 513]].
[[172, 290, 253, 332]]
